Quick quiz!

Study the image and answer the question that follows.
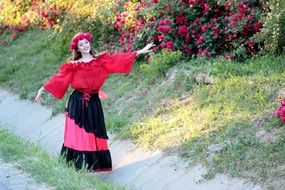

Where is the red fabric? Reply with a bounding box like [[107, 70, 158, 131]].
[[44, 51, 137, 99], [64, 113, 109, 151]]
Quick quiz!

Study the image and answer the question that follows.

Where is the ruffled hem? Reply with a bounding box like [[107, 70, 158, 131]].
[[61, 144, 112, 171]]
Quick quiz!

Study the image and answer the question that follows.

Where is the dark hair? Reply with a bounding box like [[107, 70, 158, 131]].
[[69, 43, 100, 61]]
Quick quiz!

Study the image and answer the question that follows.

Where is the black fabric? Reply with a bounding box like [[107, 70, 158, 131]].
[[60, 144, 112, 171], [65, 90, 108, 139]]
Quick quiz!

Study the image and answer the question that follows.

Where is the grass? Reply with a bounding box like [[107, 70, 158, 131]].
[[0, 28, 71, 115], [0, 127, 119, 190], [103, 54, 285, 185]]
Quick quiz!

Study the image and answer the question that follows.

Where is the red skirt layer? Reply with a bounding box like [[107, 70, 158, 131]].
[[64, 113, 109, 151]]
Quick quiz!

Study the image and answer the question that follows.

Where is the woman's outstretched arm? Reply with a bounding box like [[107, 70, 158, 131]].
[[136, 42, 155, 56], [34, 86, 45, 104]]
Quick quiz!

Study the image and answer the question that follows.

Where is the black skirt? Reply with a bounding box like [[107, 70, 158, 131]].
[[60, 90, 112, 172]]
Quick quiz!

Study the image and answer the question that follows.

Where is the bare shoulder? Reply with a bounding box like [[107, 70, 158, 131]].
[[68, 60, 80, 64], [96, 51, 107, 56]]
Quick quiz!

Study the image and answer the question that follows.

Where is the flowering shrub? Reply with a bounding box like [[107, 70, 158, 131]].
[[0, 0, 64, 45], [275, 99, 285, 123], [1, 0, 282, 61], [50, 0, 115, 54], [113, 0, 265, 59]]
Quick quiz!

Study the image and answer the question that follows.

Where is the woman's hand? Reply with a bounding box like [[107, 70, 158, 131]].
[[136, 42, 155, 56], [34, 86, 45, 104]]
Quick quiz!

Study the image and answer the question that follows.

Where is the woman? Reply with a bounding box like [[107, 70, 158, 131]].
[[34, 32, 154, 172]]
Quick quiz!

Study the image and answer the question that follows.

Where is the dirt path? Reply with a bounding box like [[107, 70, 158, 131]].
[[0, 159, 52, 190]]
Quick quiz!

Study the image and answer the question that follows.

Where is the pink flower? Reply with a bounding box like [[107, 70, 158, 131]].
[[280, 107, 285, 116], [275, 109, 280, 117], [152, 0, 158, 4], [160, 43, 167, 48], [159, 20, 165, 25], [163, 18, 171, 25], [115, 22, 121, 29], [197, 49, 211, 58], [188, 0, 195, 4], [243, 22, 251, 36], [281, 100, 285, 106], [225, 1, 231, 9], [207, 23, 214, 28], [185, 33, 191, 42], [253, 22, 262, 32], [281, 116, 285, 123], [161, 26, 170, 33], [157, 26, 170, 33], [202, 3, 209, 14], [175, 16, 186, 23], [196, 18, 202, 24], [167, 41, 173, 49], [224, 53, 235, 60], [201, 25, 207, 33], [178, 25, 188, 35], [195, 35, 204, 45], [158, 35, 164, 41], [135, 4, 141, 11], [161, 27, 170, 34], [213, 27, 219, 38], [153, 35, 159, 44]]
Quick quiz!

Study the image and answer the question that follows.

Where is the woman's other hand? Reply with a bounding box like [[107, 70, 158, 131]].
[[34, 86, 45, 104], [136, 42, 155, 56]]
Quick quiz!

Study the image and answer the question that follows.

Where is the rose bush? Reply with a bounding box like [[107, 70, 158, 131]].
[[275, 99, 285, 124], [1, 0, 283, 60], [112, 0, 265, 59], [0, 0, 64, 44]]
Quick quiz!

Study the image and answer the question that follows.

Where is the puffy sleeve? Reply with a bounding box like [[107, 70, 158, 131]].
[[43, 63, 74, 99], [100, 51, 137, 74]]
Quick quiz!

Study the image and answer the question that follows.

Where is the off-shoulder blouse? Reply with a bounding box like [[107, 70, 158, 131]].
[[44, 51, 137, 99]]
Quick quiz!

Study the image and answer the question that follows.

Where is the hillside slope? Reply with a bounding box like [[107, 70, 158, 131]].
[[0, 30, 285, 189]]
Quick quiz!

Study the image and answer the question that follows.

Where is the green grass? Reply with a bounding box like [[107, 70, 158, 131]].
[[0, 28, 70, 115], [0, 127, 119, 190], [103, 55, 285, 185]]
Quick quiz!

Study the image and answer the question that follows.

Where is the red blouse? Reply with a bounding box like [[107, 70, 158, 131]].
[[44, 51, 137, 99]]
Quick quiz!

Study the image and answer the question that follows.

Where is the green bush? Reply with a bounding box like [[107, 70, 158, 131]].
[[51, 0, 116, 54], [140, 50, 182, 80], [255, 0, 285, 53]]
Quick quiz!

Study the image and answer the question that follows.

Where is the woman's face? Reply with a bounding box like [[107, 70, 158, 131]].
[[77, 39, 91, 54]]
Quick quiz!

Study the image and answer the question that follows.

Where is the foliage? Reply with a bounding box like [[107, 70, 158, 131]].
[[51, 0, 116, 54], [140, 50, 182, 79], [0, 0, 64, 43], [255, 0, 285, 53], [0, 0, 277, 60], [115, 0, 265, 59]]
